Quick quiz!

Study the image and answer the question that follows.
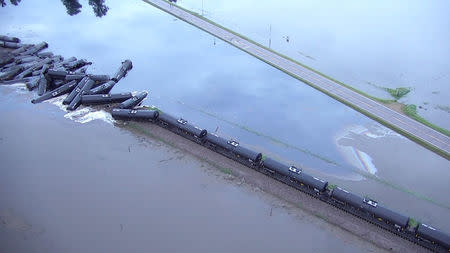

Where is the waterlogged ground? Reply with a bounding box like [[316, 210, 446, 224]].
[[0, 88, 385, 253], [177, 0, 450, 129], [0, 0, 449, 236]]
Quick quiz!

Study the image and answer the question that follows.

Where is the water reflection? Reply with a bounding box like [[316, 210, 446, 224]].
[[61, 0, 82, 15], [1, 0, 109, 17], [0, 0, 21, 7], [88, 0, 108, 17]]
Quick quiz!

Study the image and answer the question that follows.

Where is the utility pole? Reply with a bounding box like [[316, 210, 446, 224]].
[[269, 24, 272, 48]]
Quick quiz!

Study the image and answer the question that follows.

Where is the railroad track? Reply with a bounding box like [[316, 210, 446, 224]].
[[149, 117, 446, 253]]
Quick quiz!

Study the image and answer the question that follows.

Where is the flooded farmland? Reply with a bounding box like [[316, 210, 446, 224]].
[[0, 0, 449, 251]]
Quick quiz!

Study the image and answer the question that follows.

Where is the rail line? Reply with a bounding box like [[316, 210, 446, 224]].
[[147, 117, 447, 252]]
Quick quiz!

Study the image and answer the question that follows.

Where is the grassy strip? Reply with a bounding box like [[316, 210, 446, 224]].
[[327, 184, 338, 191], [403, 105, 450, 137], [366, 82, 411, 100], [143, 105, 163, 113], [408, 218, 420, 228], [176, 100, 338, 165], [144, 0, 450, 157], [385, 87, 411, 100], [219, 167, 233, 175]]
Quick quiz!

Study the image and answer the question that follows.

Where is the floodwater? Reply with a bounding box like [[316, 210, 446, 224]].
[[0, 0, 449, 237], [178, 0, 450, 129], [0, 89, 380, 253]]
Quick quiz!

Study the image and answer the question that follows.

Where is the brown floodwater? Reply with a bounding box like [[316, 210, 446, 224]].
[[0, 87, 384, 253]]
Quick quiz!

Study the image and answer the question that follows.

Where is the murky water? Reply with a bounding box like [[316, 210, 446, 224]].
[[0, 90, 379, 253], [177, 0, 450, 129], [0, 0, 449, 236]]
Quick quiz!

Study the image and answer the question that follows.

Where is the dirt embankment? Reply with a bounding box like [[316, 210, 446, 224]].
[[123, 120, 426, 253]]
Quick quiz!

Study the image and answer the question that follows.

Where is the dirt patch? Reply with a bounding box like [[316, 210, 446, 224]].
[[385, 101, 405, 114]]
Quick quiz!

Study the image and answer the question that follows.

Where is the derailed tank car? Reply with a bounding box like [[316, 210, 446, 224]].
[[112, 109, 159, 122], [263, 157, 327, 192], [417, 223, 450, 250], [158, 112, 207, 139], [81, 93, 133, 105]]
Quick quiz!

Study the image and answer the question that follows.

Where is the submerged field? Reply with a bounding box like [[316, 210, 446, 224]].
[[177, 0, 450, 131]]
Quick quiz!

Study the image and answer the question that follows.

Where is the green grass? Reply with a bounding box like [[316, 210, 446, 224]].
[[403, 104, 450, 137], [219, 167, 233, 175], [366, 82, 411, 100], [327, 184, 338, 190], [384, 87, 411, 100], [314, 213, 328, 221], [408, 218, 419, 228], [143, 105, 163, 113]]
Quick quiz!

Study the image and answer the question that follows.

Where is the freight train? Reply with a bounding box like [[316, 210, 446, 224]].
[[111, 109, 450, 252]]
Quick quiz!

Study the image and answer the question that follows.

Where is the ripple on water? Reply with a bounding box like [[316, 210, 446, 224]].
[[44, 94, 115, 125]]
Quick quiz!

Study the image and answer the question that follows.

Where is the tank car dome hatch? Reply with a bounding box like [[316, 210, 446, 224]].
[[227, 140, 239, 147], [288, 166, 301, 174], [177, 118, 187, 124], [363, 198, 378, 207]]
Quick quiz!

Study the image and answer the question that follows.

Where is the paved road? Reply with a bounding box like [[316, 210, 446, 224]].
[[143, 0, 450, 159]]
